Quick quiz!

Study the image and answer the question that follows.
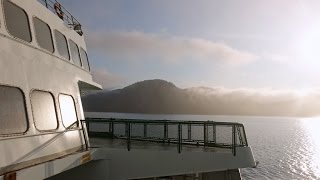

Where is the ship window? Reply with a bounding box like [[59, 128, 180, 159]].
[[79, 48, 90, 71], [31, 90, 58, 131], [3, 0, 31, 42], [69, 40, 82, 67], [59, 94, 78, 128], [54, 30, 70, 60], [33, 17, 54, 53], [0, 85, 28, 135]]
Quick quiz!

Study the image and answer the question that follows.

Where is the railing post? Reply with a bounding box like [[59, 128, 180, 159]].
[[204, 122, 207, 146], [188, 124, 191, 140], [44, 0, 48, 8], [232, 125, 236, 156], [126, 122, 131, 151], [178, 123, 182, 153], [236, 126, 244, 145], [144, 123, 147, 138], [164, 122, 168, 140], [86, 120, 90, 133], [71, 16, 75, 25], [212, 124, 216, 144], [81, 120, 88, 150], [109, 121, 114, 138], [241, 125, 248, 146]]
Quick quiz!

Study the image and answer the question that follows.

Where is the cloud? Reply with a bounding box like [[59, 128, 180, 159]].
[[92, 69, 124, 90], [261, 52, 290, 64], [87, 31, 258, 65]]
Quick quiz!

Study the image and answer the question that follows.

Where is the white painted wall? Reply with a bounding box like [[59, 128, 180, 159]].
[[93, 147, 256, 180], [0, 0, 100, 176]]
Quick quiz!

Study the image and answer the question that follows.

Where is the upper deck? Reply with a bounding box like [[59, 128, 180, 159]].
[[74, 117, 256, 180], [37, 0, 83, 36]]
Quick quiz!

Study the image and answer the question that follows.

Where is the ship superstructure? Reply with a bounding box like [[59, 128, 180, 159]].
[[0, 0, 256, 179], [0, 0, 100, 179]]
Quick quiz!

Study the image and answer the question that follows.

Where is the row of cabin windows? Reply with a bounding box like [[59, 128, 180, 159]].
[[2, 0, 90, 71], [0, 85, 78, 135]]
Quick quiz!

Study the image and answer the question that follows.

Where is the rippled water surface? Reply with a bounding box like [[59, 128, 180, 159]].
[[86, 112, 320, 179], [240, 117, 320, 180]]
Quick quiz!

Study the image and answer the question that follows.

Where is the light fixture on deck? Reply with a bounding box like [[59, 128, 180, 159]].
[[73, 23, 83, 36]]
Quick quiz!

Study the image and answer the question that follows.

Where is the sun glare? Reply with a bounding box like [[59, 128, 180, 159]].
[[297, 25, 320, 68], [302, 117, 320, 177], [295, 89, 312, 97]]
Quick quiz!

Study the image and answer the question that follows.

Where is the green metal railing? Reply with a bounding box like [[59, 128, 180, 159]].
[[81, 118, 248, 156]]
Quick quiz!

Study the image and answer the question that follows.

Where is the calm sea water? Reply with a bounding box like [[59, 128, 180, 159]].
[[85, 112, 320, 180]]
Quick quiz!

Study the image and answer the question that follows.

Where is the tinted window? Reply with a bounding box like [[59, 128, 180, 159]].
[[0, 86, 28, 135], [59, 95, 78, 128], [3, 0, 31, 42], [79, 48, 90, 71], [33, 17, 54, 52], [69, 40, 81, 67], [54, 30, 70, 60], [31, 91, 58, 131]]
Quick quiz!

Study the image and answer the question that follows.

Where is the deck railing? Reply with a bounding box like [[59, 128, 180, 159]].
[[38, 0, 83, 35], [81, 118, 248, 156]]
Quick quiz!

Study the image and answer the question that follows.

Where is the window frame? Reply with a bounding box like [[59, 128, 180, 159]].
[[79, 47, 91, 72], [58, 93, 79, 129], [68, 39, 82, 67], [2, 0, 32, 43], [54, 30, 70, 60], [33, 16, 55, 53], [0, 84, 29, 136], [30, 89, 59, 132]]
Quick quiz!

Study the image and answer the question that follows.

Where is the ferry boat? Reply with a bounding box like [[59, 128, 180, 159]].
[[0, 0, 256, 179]]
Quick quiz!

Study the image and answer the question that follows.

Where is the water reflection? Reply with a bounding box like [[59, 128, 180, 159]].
[[235, 116, 320, 179], [302, 117, 320, 178]]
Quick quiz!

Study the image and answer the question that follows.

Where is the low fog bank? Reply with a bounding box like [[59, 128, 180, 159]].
[[82, 79, 320, 117]]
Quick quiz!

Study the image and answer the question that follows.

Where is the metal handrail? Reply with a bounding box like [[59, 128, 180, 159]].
[[82, 118, 244, 125], [38, 0, 83, 35], [0, 121, 80, 141], [81, 118, 249, 156]]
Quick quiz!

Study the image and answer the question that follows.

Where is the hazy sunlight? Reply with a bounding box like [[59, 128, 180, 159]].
[[302, 117, 320, 178]]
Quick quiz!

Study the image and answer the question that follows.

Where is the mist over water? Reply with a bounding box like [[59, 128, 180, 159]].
[[86, 112, 320, 179]]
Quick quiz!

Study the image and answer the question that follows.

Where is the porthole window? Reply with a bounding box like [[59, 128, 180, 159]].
[[59, 94, 78, 128], [3, 0, 32, 42], [54, 30, 70, 60], [33, 17, 54, 53], [0, 85, 28, 135], [31, 90, 58, 131], [79, 48, 90, 71], [69, 40, 82, 67]]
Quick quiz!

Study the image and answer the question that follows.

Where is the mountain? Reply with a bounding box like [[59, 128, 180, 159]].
[[82, 79, 320, 116], [82, 79, 194, 114]]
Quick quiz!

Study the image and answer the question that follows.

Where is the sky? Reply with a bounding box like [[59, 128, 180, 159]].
[[60, 0, 320, 91]]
